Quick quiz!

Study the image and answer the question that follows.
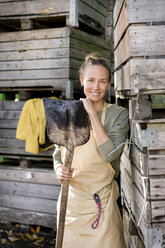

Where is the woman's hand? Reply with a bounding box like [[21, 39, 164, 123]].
[[56, 164, 74, 184], [80, 98, 96, 116]]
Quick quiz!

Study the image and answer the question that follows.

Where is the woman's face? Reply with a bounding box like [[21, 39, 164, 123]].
[[80, 65, 111, 104]]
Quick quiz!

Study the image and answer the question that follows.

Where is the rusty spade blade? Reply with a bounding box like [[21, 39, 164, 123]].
[[43, 98, 90, 248]]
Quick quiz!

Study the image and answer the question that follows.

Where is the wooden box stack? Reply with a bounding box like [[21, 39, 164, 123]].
[[0, 0, 112, 229], [113, 1, 165, 247]]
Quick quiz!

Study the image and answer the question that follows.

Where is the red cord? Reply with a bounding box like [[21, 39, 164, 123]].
[[91, 201, 102, 229]]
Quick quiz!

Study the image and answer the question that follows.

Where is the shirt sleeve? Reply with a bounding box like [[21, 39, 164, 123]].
[[97, 106, 129, 163], [52, 145, 63, 172]]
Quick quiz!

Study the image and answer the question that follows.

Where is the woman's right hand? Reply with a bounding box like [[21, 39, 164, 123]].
[[56, 164, 73, 184]]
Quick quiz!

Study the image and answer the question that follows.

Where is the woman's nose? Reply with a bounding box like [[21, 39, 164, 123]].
[[93, 81, 99, 89]]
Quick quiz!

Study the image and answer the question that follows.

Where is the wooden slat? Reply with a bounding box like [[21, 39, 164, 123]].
[[0, 68, 69, 80], [0, 147, 53, 157], [114, 25, 165, 69], [70, 28, 109, 49], [0, 58, 69, 70], [121, 151, 149, 200], [149, 155, 165, 176], [0, 207, 57, 229], [0, 27, 70, 42], [78, 1, 105, 28], [0, 129, 17, 138], [0, 194, 57, 214], [114, 0, 165, 48], [80, 0, 107, 16], [0, 0, 69, 17], [122, 151, 165, 200], [121, 163, 151, 224], [114, 58, 165, 93], [0, 120, 18, 129], [150, 179, 165, 200], [0, 110, 21, 119], [0, 79, 67, 88], [96, 0, 108, 8], [0, 166, 59, 185], [152, 201, 165, 223], [113, 0, 124, 28], [123, 208, 145, 248], [0, 38, 69, 52], [0, 180, 60, 199], [0, 101, 25, 110], [0, 48, 69, 61], [71, 38, 109, 57]]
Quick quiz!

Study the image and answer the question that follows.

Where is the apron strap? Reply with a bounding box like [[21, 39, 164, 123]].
[[101, 102, 109, 126]]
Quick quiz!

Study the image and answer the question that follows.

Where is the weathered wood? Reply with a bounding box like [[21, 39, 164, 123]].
[[0, 147, 53, 157], [132, 120, 165, 151], [150, 178, 165, 200], [152, 201, 165, 223], [114, 0, 165, 48], [0, 27, 70, 42], [0, 58, 69, 70], [113, 0, 124, 28], [124, 144, 165, 176], [0, 0, 69, 17], [120, 160, 151, 224], [114, 58, 165, 94], [123, 208, 145, 248], [114, 26, 165, 69], [0, 27, 109, 89], [0, 166, 59, 185], [129, 96, 152, 120], [122, 151, 165, 201], [0, 48, 70, 61], [121, 152, 149, 200], [0, 207, 57, 229], [0, 180, 60, 199], [0, 194, 57, 214], [0, 0, 107, 33], [78, 0, 106, 28]]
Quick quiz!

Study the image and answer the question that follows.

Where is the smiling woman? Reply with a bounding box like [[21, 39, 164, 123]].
[[53, 53, 129, 248]]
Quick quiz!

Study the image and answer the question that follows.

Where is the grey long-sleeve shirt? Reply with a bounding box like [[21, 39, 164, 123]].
[[53, 104, 129, 178]]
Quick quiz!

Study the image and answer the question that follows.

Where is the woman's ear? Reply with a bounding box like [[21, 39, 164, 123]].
[[80, 76, 84, 87]]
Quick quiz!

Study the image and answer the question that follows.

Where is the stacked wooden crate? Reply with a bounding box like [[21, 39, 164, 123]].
[[113, 0, 165, 247], [0, 0, 111, 229]]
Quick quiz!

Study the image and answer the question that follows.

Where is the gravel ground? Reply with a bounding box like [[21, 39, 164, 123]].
[[0, 224, 56, 248]]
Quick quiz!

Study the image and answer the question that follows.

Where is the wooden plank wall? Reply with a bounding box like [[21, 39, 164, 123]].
[[0, 165, 60, 229], [114, 0, 165, 95], [113, 1, 165, 247], [0, 101, 53, 158], [0, 0, 108, 33], [0, 27, 110, 92]]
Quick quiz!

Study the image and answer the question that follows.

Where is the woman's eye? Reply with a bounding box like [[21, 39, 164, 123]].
[[100, 81, 106, 85]]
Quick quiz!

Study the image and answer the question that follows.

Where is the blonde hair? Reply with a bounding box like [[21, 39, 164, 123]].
[[79, 53, 111, 81]]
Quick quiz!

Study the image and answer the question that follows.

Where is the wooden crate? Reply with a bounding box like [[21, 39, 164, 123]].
[[120, 119, 165, 247], [113, 0, 165, 96], [0, 101, 54, 160], [0, 164, 60, 229], [0, 0, 108, 33], [0, 100, 61, 229], [0, 27, 110, 98]]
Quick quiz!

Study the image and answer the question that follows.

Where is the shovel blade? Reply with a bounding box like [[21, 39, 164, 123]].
[[43, 98, 90, 151]]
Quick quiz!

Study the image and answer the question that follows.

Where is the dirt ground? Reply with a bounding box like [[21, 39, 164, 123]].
[[0, 223, 56, 248]]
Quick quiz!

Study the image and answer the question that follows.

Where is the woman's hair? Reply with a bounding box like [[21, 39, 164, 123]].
[[79, 53, 111, 81]]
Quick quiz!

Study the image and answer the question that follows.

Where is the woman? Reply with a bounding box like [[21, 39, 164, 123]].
[[53, 53, 129, 247]]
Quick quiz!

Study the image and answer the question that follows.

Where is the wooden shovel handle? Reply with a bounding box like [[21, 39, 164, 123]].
[[56, 150, 74, 248]]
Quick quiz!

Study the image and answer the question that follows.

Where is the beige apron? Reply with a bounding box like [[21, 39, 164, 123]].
[[57, 102, 126, 248]]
